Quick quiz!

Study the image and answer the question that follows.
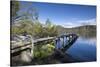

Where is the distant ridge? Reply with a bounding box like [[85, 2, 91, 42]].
[[56, 25, 96, 37]]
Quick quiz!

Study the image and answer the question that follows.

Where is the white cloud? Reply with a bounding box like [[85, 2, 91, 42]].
[[61, 22, 81, 28], [62, 18, 96, 28], [78, 18, 96, 25]]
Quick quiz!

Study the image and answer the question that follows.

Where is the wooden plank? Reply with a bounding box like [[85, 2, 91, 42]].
[[11, 34, 78, 55], [34, 37, 55, 43], [11, 44, 31, 54], [11, 37, 55, 53], [11, 41, 31, 49]]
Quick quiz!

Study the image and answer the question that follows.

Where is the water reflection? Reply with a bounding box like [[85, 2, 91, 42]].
[[66, 37, 96, 62]]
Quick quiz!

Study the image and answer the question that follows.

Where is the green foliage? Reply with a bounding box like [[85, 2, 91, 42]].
[[44, 19, 58, 37], [11, 1, 58, 38], [12, 18, 58, 38], [32, 21, 44, 38], [34, 42, 55, 59], [11, 19, 34, 35]]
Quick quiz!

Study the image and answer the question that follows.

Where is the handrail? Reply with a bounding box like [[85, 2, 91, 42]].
[[11, 36, 55, 54], [11, 34, 78, 54]]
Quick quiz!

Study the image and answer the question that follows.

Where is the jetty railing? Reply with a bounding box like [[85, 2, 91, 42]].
[[11, 33, 78, 64]]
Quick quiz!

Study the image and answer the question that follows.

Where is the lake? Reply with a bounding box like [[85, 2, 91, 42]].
[[32, 35, 97, 64], [66, 37, 96, 62]]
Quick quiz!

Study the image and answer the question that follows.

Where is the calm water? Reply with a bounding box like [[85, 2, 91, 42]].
[[66, 37, 96, 62]]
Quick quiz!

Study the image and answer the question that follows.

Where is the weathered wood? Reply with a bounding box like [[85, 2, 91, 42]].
[[11, 34, 78, 55], [11, 36, 55, 64], [11, 34, 78, 64], [11, 37, 55, 54], [61, 35, 78, 52], [55, 34, 78, 52], [11, 34, 78, 66], [34, 37, 55, 43], [11, 43, 31, 54], [11, 37, 55, 48]]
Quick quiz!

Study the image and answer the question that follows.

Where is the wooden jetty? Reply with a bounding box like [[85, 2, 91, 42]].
[[53, 34, 78, 61], [11, 36, 55, 54], [11, 33, 78, 65]]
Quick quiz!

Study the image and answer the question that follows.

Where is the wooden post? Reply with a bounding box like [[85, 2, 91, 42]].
[[27, 35, 34, 58], [63, 36, 64, 48], [31, 38, 34, 58], [57, 37, 61, 49], [55, 38, 57, 49], [19, 35, 33, 62]]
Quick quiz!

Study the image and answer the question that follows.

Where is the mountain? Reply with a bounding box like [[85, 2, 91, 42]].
[[56, 25, 96, 38]]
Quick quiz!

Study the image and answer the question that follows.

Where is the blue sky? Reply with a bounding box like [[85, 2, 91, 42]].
[[19, 1, 96, 28]]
